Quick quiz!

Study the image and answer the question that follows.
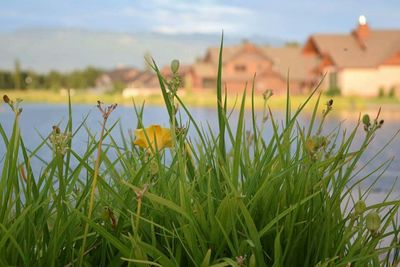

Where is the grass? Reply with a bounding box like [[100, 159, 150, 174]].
[[0, 40, 399, 266]]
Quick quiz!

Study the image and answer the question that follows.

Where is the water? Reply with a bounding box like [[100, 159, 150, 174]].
[[0, 103, 399, 193]]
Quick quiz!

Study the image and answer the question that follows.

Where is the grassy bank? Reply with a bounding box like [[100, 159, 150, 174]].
[[1, 88, 399, 112], [0, 44, 399, 266]]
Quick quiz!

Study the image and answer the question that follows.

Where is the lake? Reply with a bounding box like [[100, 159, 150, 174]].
[[0, 103, 399, 194]]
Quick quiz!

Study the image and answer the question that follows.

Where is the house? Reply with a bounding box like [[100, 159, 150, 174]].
[[189, 40, 319, 95], [121, 70, 162, 97], [303, 16, 400, 96], [95, 67, 162, 96], [98, 16, 400, 97], [95, 67, 140, 92]]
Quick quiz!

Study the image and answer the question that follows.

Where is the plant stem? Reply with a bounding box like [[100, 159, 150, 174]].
[[78, 116, 108, 266]]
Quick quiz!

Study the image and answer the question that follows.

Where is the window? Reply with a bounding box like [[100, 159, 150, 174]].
[[203, 78, 216, 88], [235, 65, 247, 72]]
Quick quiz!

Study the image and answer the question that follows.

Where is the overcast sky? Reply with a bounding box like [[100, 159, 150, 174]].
[[1, 0, 400, 40]]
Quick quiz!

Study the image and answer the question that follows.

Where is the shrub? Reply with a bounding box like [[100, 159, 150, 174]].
[[378, 86, 385, 98], [325, 86, 341, 96], [112, 80, 126, 93], [388, 86, 397, 98], [0, 41, 399, 266]]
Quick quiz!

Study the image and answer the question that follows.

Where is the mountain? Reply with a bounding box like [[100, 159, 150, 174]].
[[0, 28, 285, 73]]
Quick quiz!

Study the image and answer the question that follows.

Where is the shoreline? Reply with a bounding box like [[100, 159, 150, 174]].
[[1, 89, 400, 112]]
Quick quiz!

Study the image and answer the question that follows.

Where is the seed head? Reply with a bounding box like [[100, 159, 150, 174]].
[[50, 126, 71, 156], [362, 114, 371, 129], [236, 255, 246, 266], [171, 59, 180, 73], [52, 125, 61, 134], [366, 211, 381, 232], [3, 95, 10, 104], [354, 200, 366, 216], [262, 89, 273, 101]]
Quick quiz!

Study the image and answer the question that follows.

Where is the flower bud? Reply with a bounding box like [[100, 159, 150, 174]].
[[362, 114, 370, 126], [249, 254, 256, 267], [52, 125, 61, 134], [150, 160, 159, 176], [305, 138, 316, 153], [171, 59, 180, 73], [354, 200, 366, 216], [3, 95, 10, 104], [366, 211, 380, 232]]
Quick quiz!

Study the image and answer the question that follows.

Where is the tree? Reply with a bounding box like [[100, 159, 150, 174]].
[[0, 71, 14, 89], [14, 59, 22, 90]]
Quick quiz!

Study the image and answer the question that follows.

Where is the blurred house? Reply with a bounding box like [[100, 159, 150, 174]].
[[95, 67, 161, 96], [95, 67, 140, 92], [122, 70, 162, 97], [187, 16, 400, 96], [189, 40, 318, 95], [97, 16, 400, 97], [304, 16, 400, 96]]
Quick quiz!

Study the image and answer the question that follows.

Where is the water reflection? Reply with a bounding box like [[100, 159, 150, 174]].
[[0, 103, 399, 193]]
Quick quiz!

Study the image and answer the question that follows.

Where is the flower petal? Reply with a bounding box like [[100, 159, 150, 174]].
[[133, 124, 172, 151]]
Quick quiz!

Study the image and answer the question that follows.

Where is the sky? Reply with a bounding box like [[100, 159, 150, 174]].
[[1, 0, 400, 40]]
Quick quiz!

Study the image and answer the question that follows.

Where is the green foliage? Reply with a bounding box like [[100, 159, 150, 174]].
[[13, 59, 22, 90], [0, 71, 15, 89], [0, 44, 399, 266], [388, 86, 396, 98], [325, 86, 341, 96], [0, 66, 103, 90], [378, 86, 385, 98], [111, 81, 126, 93]]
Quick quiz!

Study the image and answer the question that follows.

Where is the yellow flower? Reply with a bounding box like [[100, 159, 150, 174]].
[[134, 125, 173, 151]]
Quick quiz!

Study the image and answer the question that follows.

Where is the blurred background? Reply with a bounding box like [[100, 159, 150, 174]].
[[1, 0, 400, 97]]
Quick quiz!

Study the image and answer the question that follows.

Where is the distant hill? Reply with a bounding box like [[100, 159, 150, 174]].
[[0, 28, 285, 73]]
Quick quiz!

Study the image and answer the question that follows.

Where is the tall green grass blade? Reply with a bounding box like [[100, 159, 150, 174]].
[[216, 32, 226, 161]]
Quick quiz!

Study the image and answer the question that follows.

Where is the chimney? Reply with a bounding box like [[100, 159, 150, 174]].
[[354, 15, 370, 41]]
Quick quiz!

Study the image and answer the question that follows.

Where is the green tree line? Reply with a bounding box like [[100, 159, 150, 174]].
[[0, 60, 103, 90]]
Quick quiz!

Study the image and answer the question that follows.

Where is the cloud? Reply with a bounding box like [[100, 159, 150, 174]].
[[120, 1, 252, 34], [117, 35, 136, 45]]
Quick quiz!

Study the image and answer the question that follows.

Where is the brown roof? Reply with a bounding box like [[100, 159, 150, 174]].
[[106, 67, 140, 83], [204, 46, 241, 64], [128, 70, 159, 87], [306, 29, 400, 68], [261, 47, 319, 81], [192, 62, 216, 78], [199, 44, 318, 82], [98, 68, 160, 88]]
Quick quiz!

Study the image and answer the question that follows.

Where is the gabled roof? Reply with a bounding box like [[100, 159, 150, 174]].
[[304, 29, 400, 68], [261, 47, 319, 81], [204, 46, 241, 64], [192, 62, 216, 78], [105, 67, 140, 83], [199, 43, 319, 82]]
